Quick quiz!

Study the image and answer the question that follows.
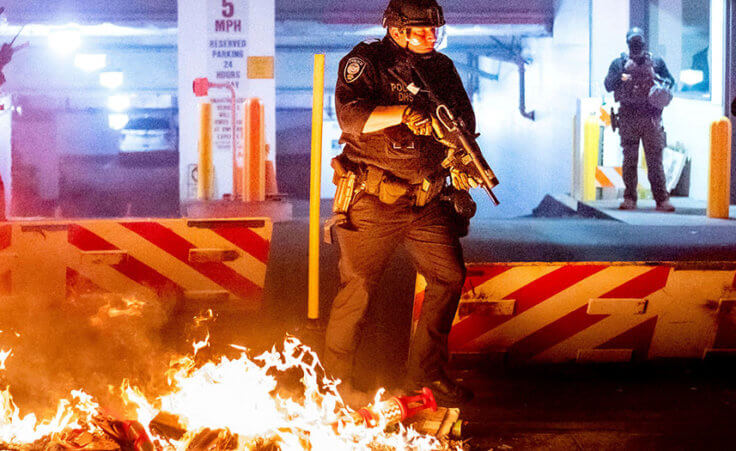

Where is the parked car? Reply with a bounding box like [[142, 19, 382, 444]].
[[118, 116, 178, 166], [118, 116, 177, 164]]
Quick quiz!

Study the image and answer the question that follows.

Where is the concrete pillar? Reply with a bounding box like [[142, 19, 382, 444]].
[[178, 0, 276, 201], [590, 0, 630, 98]]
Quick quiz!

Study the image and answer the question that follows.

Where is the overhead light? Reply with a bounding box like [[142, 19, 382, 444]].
[[107, 94, 131, 112], [48, 29, 81, 55], [74, 53, 107, 72], [100, 71, 124, 89], [679, 69, 704, 86], [108, 113, 129, 130]]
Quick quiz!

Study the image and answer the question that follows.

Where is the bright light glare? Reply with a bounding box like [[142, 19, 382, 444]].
[[74, 53, 107, 72], [99, 71, 124, 89], [48, 30, 81, 55], [108, 113, 129, 130], [679, 69, 704, 86], [107, 95, 131, 112]]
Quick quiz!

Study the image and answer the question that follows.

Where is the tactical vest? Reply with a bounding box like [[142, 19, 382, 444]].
[[616, 52, 655, 106], [337, 38, 460, 184]]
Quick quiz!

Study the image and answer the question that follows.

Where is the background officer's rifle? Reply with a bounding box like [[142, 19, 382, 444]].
[[388, 68, 500, 205]]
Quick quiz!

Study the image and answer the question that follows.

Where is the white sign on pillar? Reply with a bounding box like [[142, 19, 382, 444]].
[[178, 0, 276, 200], [209, 0, 247, 162]]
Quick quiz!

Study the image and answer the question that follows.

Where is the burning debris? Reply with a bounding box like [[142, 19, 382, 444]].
[[0, 332, 463, 450]]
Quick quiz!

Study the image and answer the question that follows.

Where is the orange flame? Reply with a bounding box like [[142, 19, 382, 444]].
[[0, 336, 454, 450]]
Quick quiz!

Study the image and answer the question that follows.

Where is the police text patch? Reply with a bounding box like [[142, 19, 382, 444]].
[[344, 57, 367, 83]]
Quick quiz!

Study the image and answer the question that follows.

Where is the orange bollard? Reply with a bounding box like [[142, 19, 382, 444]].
[[242, 98, 266, 202], [707, 117, 732, 218], [233, 134, 243, 201]]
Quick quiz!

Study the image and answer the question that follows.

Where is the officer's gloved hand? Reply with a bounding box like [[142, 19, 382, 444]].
[[402, 106, 433, 136], [450, 167, 480, 191], [624, 58, 637, 72]]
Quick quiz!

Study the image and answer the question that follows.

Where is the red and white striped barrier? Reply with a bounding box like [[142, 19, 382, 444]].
[[413, 262, 736, 363], [595, 166, 650, 190], [1, 218, 271, 310]]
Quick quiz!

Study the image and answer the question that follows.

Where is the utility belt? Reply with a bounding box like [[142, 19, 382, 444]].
[[325, 157, 475, 244], [332, 158, 445, 213]]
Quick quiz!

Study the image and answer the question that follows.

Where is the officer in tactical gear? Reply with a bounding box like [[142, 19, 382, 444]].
[[324, 0, 476, 405], [605, 27, 676, 212]]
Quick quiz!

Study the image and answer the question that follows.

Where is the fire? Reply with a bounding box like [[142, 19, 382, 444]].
[[0, 388, 100, 445], [0, 349, 10, 370], [0, 334, 455, 450]]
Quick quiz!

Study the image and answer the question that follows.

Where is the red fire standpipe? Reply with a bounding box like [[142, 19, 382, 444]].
[[193, 77, 239, 198]]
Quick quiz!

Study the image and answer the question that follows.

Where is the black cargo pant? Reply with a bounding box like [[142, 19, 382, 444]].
[[618, 107, 670, 203], [324, 193, 465, 385]]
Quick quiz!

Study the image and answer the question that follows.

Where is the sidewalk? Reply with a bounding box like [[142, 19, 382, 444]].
[[583, 196, 736, 226]]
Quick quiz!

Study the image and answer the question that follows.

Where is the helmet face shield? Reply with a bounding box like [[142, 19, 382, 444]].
[[406, 25, 446, 51]]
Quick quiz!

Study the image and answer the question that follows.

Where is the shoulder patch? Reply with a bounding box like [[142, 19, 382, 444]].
[[344, 57, 367, 84], [362, 38, 381, 45]]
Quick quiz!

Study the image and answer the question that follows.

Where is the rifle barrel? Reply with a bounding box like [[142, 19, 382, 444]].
[[485, 186, 500, 205]]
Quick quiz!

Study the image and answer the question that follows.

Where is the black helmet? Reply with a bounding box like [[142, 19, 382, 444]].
[[382, 0, 445, 28], [626, 27, 646, 55], [626, 27, 645, 44]]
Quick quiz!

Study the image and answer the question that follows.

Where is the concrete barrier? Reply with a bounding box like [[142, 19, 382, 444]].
[[414, 261, 736, 363]]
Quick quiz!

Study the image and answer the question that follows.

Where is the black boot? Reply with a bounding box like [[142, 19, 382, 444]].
[[405, 373, 473, 405]]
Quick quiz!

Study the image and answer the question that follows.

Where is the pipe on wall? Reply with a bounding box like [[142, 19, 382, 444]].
[[517, 62, 536, 121]]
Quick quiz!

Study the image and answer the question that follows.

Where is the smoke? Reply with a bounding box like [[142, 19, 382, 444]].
[[0, 290, 178, 417]]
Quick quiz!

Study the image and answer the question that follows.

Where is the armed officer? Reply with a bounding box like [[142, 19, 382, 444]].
[[324, 0, 477, 405], [605, 27, 676, 212]]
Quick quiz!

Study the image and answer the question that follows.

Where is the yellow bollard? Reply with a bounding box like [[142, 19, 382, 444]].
[[707, 117, 732, 218], [198, 102, 214, 200], [308, 54, 325, 321], [582, 115, 600, 202]]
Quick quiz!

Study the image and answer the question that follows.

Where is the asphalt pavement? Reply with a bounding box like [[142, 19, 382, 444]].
[[215, 195, 736, 450]]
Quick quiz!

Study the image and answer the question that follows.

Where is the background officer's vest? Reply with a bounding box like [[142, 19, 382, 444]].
[[616, 52, 655, 107]]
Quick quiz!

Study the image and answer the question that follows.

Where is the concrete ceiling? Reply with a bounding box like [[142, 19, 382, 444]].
[[277, 0, 555, 26], [2, 0, 178, 25], [3, 0, 555, 28]]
